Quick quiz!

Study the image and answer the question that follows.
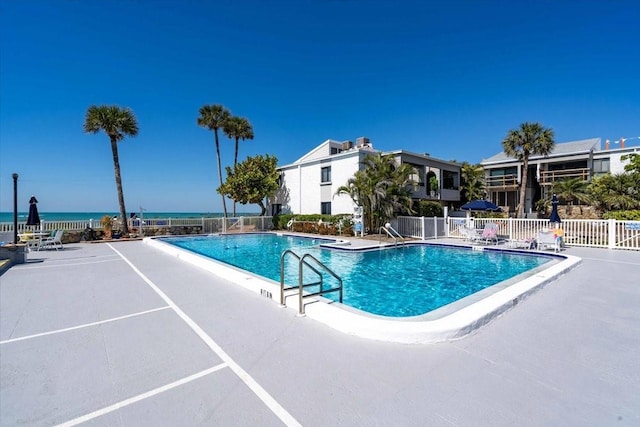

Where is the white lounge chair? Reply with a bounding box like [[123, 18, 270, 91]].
[[536, 230, 561, 252], [39, 230, 64, 251], [460, 225, 483, 243]]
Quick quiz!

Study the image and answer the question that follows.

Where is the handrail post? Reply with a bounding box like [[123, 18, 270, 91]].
[[298, 257, 305, 315]]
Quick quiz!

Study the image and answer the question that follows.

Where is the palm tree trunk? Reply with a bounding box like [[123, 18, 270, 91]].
[[233, 137, 239, 216], [518, 157, 529, 218], [214, 130, 228, 218], [110, 137, 129, 235]]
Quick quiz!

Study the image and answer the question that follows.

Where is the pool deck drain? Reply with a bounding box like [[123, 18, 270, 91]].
[[1, 239, 639, 426]]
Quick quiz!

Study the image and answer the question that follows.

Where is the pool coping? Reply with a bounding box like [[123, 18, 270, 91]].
[[143, 234, 582, 344]]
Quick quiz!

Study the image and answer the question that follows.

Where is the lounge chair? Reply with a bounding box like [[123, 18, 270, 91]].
[[39, 230, 64, 251], [536, 229, 561, 252], [480, 223, 499, 245], [460, 225, 483, 243]]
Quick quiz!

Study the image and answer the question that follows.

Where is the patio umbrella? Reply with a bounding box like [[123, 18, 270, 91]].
[[26, 195, 40, 226], [549, 194, 561, 225], [460, 200, 502, 212]]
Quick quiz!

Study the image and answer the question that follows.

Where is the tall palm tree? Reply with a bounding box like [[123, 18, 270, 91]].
[[459, 162, 485, 203], [502, 122, 555, 218], [223, 116, 254, 216], [197, 104, 231, 218], [84, 105, 138, 236]]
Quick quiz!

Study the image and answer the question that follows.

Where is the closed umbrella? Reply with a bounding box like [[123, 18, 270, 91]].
[[549, 194, 561, 225], [26, 195, 40, 226]]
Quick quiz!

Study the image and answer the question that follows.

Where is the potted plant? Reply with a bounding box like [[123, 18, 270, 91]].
[[100, 215, 113, 240], [429, 176, 439, 196]]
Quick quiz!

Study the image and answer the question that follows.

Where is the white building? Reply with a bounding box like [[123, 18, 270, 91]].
[[269, 137, 461, 215]]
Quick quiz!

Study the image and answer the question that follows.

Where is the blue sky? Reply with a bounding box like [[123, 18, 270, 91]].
[[1, 0, 638, 213]]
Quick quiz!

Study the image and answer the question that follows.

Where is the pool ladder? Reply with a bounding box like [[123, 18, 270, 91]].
[[379, 224, 405, 246], [279, 250, 343, 315]]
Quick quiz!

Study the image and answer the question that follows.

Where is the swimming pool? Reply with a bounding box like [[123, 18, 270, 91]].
[[160, 233, 554, 317], [146, 233, 580, 343]]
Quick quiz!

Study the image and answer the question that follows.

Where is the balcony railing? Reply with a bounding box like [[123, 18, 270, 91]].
[[539, 168, 589, 184], [486, 174, 518, 188]]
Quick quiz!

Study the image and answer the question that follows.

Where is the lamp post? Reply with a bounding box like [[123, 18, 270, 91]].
[[12, 173, 18, 244]]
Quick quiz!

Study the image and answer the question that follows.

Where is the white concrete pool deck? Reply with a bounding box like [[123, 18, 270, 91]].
[[1, 238, 639, 426]]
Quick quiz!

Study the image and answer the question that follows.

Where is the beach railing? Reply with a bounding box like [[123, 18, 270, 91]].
[[0, 216, 274, 237]]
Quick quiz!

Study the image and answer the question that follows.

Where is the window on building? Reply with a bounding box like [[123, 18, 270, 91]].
[[490, 167, 517, 177], [443, 170, 459, 190], [593, 158, 610, 174], [277, 172, 283, 187], [321, 202, 331, 215], [271, 204, 282, 216], [321, 166, 331, 183], [330, 147, 342, 155]]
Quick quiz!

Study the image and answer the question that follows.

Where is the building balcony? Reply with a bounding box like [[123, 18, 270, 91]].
[[539, 168, 590, 185], [486, 174, 519, 189]]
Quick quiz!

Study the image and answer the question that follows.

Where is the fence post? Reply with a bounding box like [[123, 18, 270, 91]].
[[608, 218, 616, 249], [421, 217, 426, 240], [433, 216, 438, 239], [508, 217, 513, 241], [445, 215, 450, 238]]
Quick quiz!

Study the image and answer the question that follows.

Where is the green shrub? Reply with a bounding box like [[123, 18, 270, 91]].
[[415, 201, 443, 217], [602, 210, 640, 220], [273, 213, 353, 232]]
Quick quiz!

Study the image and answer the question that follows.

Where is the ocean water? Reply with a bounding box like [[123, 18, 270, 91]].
[[0, 212, 257, 222]]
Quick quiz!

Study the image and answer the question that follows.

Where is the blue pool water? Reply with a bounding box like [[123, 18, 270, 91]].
[[163, 234, 553, 317]]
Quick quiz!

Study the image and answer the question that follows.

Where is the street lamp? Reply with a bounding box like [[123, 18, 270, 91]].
[[12, 173, 18, 244]]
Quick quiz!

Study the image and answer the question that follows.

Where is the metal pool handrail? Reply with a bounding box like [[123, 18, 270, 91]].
[[279, 249, 343, 315], [379, 224, 405, 246]]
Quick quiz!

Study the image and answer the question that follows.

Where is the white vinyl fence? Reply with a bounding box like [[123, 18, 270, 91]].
[[0, 216, 274, 237], [395, 216, 640, 251]]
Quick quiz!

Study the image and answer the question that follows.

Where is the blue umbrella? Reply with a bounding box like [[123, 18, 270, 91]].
[[460, 200, 502, 212], [549, 194, 561, 224]]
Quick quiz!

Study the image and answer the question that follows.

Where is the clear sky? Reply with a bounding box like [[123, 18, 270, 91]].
[[1, 0, 638, 213]]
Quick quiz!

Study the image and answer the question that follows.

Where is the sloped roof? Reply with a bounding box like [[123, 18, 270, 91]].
[[294, 139, 340, 163], [481, 138, 601, 164]]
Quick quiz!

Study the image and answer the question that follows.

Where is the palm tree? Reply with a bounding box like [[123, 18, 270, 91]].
[[223, 116, 254, 216], [459, 162, 485, 203], [336, 154, 416, 232], [553, 177, 591, 214], [84, 105, 138, 236], [502, 122, 555, 218], [588, 173, 640, 211], [197, 104, 231, 218]]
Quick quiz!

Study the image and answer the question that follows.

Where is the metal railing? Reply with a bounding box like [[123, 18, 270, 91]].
[[379, 224, 405, 246], [280, 250, 343, 315]]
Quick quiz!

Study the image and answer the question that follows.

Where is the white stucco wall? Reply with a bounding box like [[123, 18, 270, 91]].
[[609, 151, 636, 175], [273, 150, 365, 215]]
